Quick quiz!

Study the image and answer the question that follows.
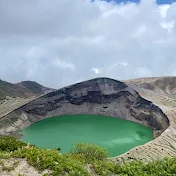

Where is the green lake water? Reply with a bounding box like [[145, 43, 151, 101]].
[[20, 114, 154, 157]]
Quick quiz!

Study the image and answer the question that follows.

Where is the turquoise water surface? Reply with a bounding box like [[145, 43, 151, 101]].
[[20, 114, 153, 157]]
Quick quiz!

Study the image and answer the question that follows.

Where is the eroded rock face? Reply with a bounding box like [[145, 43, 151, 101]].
[[0, 78, 169, 137]]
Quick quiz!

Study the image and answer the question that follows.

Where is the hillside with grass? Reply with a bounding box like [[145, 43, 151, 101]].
[[0, 136, 176, 176]]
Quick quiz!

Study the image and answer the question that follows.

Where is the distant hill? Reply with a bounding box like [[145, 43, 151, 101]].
[[0, 79, 54, 100], [17, 81, 54, 95], [125, 76, 176, 95]]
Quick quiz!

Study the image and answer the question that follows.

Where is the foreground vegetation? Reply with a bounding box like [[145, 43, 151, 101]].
[[0, 137, 176, 175]]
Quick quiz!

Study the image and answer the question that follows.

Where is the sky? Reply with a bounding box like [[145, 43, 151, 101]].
[[0, 0, 176, 88], [107, 0, 175, 4]]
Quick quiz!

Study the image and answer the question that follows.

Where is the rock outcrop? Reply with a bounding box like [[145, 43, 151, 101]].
[[0, 78, 169, 137]]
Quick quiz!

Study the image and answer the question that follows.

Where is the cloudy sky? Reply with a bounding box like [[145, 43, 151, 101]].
[[0, 0, 176, 88]]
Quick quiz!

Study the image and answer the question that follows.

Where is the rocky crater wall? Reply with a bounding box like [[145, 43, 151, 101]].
[[0, 78, 169, 137]]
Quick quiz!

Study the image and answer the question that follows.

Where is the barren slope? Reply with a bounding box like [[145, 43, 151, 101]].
[[0, 79, 53, 100], [111, 77, 176, 162], [0, 80, 54, 118], [126, 76, 176, 95]]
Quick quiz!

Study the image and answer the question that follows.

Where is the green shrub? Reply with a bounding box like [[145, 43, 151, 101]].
[[12, 146, 89, 176], [0, 136, 27, 152], [91, 160, 116, 175], [70, 142, 108, 162], [2, 136, 176, 176]]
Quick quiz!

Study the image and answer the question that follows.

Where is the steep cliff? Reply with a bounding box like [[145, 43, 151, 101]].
[[0, 78, 169, 137]]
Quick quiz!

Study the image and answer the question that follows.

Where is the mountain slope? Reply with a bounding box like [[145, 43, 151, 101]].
[[17, 81, 54, 95], [0, 79, 53, 100], [125, 76, 176, 95]]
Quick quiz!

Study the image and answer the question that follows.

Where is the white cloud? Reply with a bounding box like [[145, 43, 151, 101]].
[[109, 62, 129, 71], [159, 5, 170, 18], [160, 21, 175, 32], [91, 68, 102, 74], [0, 0, 176, 88], [54, 58, 75, 71]]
